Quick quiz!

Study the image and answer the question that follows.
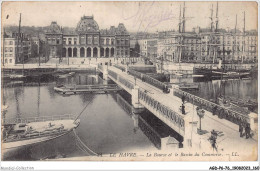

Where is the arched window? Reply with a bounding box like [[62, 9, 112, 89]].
[[93, 47, 98, 57], [80, 47, 85, 57], [105, 48, 109, 58], [68, 48, 72, 57], [87, 47, 91, 57], [73, 48, 77, 57], [111, 48, 114, 57], [62, 48, 66, 57], [100, 48, 104, 57]]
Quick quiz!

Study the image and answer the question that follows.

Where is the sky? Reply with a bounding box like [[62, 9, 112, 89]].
[[1, 1, 258, 33]]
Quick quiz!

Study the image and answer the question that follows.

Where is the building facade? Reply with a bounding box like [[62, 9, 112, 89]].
[[45, 16, 130, 59], [146, 29, 257, 64], [138, 39, 157, 59], [3, 32, 31, 66]]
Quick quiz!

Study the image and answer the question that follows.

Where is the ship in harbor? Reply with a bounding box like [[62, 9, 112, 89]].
[[193, 67, 251, 79], [2, 115, 80, 156]]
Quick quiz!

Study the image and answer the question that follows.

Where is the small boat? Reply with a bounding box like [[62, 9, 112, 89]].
[[192, 74, 204, 77], [179, 83, 199, 90], [69, 72, 75, 76], [2, 115, 80, 154], [3, 74, 26, 80], [58, 72, 75, 79], [175, 72, 183, 76]]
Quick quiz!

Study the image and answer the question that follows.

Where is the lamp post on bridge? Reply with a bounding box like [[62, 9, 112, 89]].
[[196, 107, 205, 134]]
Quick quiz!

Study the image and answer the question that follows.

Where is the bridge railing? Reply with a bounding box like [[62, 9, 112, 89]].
[[142, 74, 168, 91], [128, 69, 169, 92], [139, 90, 185, 133], [108, 68, 134, 91], [113, 64, 126, 72], [118, 76, 135, 90], [173, 88, 250, 125], [108, 69, 117, 80], [128, 69, 142, 79]]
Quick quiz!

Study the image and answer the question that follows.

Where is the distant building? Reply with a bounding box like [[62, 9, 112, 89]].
[[130, 39, 140, 57], [3, 32, 31, 65], [199, 29, 258, 63], [138, 39, 157, 59], [31, 36, 42, 56], [156, 28, 257, 64], [45, 16, 130, 59]]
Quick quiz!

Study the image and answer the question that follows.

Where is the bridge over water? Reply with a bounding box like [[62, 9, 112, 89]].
[[97, 64, 257, 149]]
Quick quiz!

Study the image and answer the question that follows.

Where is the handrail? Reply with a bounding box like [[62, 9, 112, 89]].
[[113, 64, 126, 71], [139, 90, 185, 132], [107, 69, 117, 80], [128, 69, 169, 92], [173, 88, 250, 125], [118, 76, 134, 90]]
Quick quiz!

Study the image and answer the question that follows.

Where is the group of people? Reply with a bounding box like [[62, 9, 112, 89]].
[[239, 123, 251, 139]]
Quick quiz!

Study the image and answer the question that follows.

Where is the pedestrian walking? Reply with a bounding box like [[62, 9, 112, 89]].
[[181, 104, 185, 115], [245, 124, 251, 139], [239, 123, 244, 137], [209, 129, 218, 152], [182, 95, 185, 104]]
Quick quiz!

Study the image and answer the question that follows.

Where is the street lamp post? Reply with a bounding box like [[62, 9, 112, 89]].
[[196, 107, 205, 133]]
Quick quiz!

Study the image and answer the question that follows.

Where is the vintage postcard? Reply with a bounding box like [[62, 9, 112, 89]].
[[1, 0, 258, 165]]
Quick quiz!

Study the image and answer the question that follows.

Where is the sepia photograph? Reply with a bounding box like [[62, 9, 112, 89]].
[[0, 0, 258, 166]]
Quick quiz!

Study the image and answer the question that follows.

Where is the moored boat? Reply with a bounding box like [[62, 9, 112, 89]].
[[179, 83, 199, 90], [2, 115, 80, 155]]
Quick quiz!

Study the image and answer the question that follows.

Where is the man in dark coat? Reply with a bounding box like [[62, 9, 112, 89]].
[[239, 123, 244, 137], [181, 104, 185, 115], [245, 124, 251, 139], [209, 129, 218, 152], [182, 95, 185, 104]]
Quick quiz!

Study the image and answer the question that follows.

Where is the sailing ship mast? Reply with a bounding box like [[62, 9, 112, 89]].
[[215, 2, 219, 32], [178, 4, 182, 63], [242, 11, 245, 64], [232, 14, 237, 69], [16, 13, 21, 66]]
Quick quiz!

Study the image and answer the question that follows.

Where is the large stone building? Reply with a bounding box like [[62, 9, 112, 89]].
[[157, 30, 201, 63], [45, 16, 130, 59], [154, 28, 257, 64]]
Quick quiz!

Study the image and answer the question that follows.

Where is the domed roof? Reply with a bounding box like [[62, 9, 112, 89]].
[[76, 16, 99, 34], [46, 21, 62, 34]]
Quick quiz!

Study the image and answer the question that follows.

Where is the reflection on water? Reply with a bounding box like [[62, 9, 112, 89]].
[[114, 93, 184, 149], [2, 73, 155, 160], [170, 75, 258, 102], [2, 73, 257, 160]]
